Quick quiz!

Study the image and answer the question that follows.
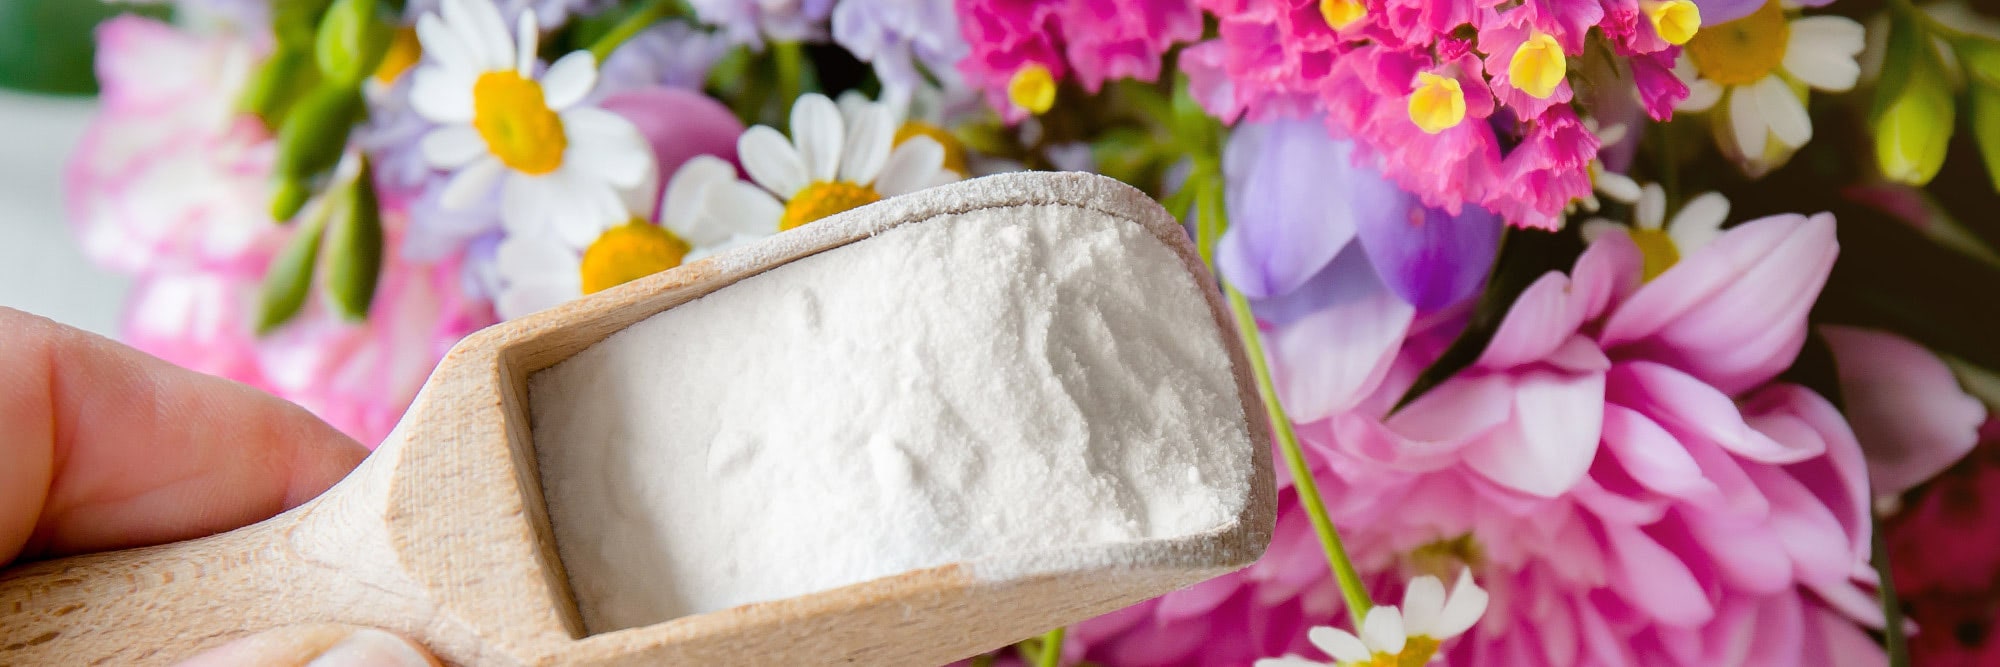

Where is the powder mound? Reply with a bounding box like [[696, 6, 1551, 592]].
[[532, 202, 1253, 633]]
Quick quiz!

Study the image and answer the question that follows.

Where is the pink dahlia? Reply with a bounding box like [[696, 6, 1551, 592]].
[[1071, 211, 1892, 665]]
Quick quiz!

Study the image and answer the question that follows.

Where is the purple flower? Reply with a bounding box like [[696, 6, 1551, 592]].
[[403, 0, 616, 28], [687, 0, 836, 46], [831, 0, 965, 108], [595, 21, 733, 99]]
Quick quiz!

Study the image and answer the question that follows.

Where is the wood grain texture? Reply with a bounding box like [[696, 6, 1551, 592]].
[[0, 172, 1275, 666]]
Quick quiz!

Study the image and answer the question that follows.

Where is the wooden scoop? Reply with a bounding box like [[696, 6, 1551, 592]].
[[0, 172, 1275, 666]]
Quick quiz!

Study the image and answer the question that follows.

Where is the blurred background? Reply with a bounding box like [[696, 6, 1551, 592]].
[[0, 0, 167, 334]]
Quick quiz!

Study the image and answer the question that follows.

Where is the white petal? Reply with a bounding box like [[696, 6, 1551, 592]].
[[498, 277, 582, 320], [565, 131, 653, 189], [702, 180, 786, 236], [422, 125, 489, 168], [445, 0, 513, 71], [1727, 87, 1769, 159], [740, 125, 809, 198], [516, 12, 539, 76], [790, 93, 845, 183], [1669, 191, 1730, 252], [839, 102, 896, 184], [501, 173, 552, 236], [1359, 606, 1407, 654], [1580, 218, 1624, 245], [1784, 33, 1863, 92], [835, 90, 872, 120], [1637, 183, 1666, 230], [662, 155, 738, 235], [416, 13, 476, 74], [441, 158, 504, 209], [496, 234, 577, 276], [1789, 16, 1868, 57], [1251, 658, 1327, 667], [1433, 569, 1491, 640], [1679, 79, 1722, 112], [1594, 166, 1642, 204], [411, 66, 476, 123], [1306, 627, 1372, 663], [1751, 75, 1812, 148], [1400, 576, 1448, 638], [874, 136, 945, 196], [540, 51, 598, 110]]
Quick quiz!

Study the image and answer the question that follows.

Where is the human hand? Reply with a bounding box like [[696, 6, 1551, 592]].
[[0, 308, 436, 666]]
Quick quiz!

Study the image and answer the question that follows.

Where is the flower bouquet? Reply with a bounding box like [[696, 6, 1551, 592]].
[[62, 0, 2000, 663]]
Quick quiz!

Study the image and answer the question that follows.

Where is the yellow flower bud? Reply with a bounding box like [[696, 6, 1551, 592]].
[[1319, 0, 1366, 30], [1508, 32, 1567, 99], [1407, 72, 1467, 134], [1007, 63, 1057, 115], [1641, 0, 1701, 46]]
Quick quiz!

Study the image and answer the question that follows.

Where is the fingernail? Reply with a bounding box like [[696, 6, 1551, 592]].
[[306, 629, 434, 667]]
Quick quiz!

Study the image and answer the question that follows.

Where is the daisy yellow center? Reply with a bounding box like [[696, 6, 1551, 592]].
[[580, 221, 689, 294], [1320, 0, 1367, 29], [1508, 32, 1567, 99], [1407, 72, 1467, 134], [473, 71, 568, 175], [1630, 228, 1681, 281], [1008, 63, 1057, 115], [1641, 0, 1702, 46], [781, 181, 882, 230], [1685, 0, 1789, 86], [375, 27, 422, 84], [1408, 533, 1483, 580], [895, 121, 968, 175]]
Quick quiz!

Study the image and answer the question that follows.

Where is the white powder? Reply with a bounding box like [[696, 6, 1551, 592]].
[[531, 203, 1252, 633]]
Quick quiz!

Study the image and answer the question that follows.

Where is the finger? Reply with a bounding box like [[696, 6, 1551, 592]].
[[0, 307, 367, 564], [173, 625, 438, 667]]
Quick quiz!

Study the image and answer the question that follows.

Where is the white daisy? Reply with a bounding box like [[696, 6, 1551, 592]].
[[411, 0, 654, 245], [1675, 0, 1865, 173], [492, 155, 773, 319], [1255, 569, 1489, 667], [1582, 183, 1731, 281], [836, 90, 972, 180], [718, 92, 961, 234]]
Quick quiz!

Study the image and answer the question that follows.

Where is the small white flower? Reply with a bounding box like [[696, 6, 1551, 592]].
[[1582, 183, 1731, 280], [411, 0, 654, 245], [1256, 569, 1489, 667], [1675, 1, 1864, 170], [716, 92, 961, 235], [493, 155, 773, 319]]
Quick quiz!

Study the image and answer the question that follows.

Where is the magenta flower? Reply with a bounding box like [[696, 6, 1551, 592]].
[[1072, 211, 1891, 665], [955, 0, 1201, 119]]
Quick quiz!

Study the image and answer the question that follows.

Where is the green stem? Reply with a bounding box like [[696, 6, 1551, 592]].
[[1873, 515, 1911, 667], [1036, 627, 1065, 667], [1191, 173, 1374, 629], [773, 40, 806, 120], [586, 0, 673, 62]]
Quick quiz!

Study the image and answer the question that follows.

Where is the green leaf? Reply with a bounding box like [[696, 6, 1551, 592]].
[[1391, 226, 1582, 413], [316, 0, 394, 84], [1873, 11, 1928, 126], [0, 0, 166, 96], [256, 213, 329, 335], [321, 161, 384, 322], [272, 84, 365, 220]]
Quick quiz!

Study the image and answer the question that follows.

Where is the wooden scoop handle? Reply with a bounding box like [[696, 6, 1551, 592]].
[[0, 453, 475, 665]]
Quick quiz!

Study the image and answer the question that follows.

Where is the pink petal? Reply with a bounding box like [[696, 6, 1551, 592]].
[[1270, 275, 1415, 422], [1668, 507, 1794, 594], [1604, 522, 1716, 627], [1477, 272, 1583, 369], [1610, 361, 1821, 464], [1461, 369, 1606, 497], [1821, 325, 1986, 495], [1600, 404, 1723, 502], [1744, 464, 1854, 585], [1749, 384, 1874, 565]]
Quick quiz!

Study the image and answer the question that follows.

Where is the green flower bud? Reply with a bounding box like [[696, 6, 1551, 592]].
[[239, 48, 320, 127], [273, 0, 337, 50], [256, 213, 327, 335], [322, 160, 384, 322], [1874, 64, 1954, 186], [316, 0, 395, 84], [272, 85, 364, 220]]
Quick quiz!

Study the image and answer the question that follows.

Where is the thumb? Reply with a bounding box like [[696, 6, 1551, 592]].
[[173, 625, 438, 667]]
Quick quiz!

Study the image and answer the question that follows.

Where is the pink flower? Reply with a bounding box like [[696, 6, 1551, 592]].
[[71, 17, 499, 448], [1822, 326, 1986, 497], [68, 16, 283, 276], [1889, 426, 2000, 665], [955, 0, 1201, 120], [1071, 212, 1890, 665]]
